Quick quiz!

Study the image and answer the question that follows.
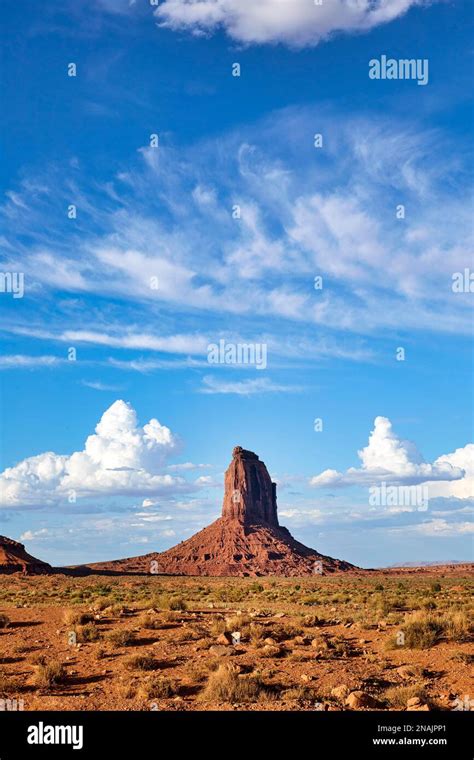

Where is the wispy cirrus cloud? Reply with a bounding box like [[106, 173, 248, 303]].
[[1, 106, 472, 366], [199, 374, 302, 395], [0, 354, 67, 369]]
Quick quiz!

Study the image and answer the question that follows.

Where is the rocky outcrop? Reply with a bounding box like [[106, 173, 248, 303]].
[[0, 535, 51, 574], [85, 446, 356, 576], [221, 446, 278, 526]]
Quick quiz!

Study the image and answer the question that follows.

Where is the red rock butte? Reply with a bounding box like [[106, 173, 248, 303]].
[[0, 535, 51, 574], [87, 446, 356, 576]]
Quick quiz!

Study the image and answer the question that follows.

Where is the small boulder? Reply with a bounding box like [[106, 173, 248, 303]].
[[209, 645, 233, 656], [397, 665, 418, 681], [346, 691, 382, 709], [331, 685, 350, 699]]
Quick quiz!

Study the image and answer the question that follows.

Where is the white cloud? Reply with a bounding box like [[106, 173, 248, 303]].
[[20, 528, 49, 541], [0, 400, 184, 508], [0, 355, 66, 369], [155, 0, 427, 48], [2, 107, 472, 344], [429, 445, 474, 499], [82, 380, 123, 391], [194, 475, 216, 485], [407, 519, 474, 537], [199, 375, 301, 395], [311, 416, 470, 489], [167, 462, 213, 471]]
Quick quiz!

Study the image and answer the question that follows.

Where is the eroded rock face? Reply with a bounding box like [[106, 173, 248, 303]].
[[221, 446, 279, 527], [85, 447, 357, 577], [0, 535, 51, 574]]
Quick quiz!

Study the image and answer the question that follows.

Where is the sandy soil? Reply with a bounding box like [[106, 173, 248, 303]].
[[0, 573, 472, 712]]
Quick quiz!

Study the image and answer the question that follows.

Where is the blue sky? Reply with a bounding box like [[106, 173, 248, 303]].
[[0, 0, 472, 568]]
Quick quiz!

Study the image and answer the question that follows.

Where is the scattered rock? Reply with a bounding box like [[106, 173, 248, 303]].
[[209, 645, 233, 656], [346, 691, 383, 709], [261, 644, 281, 658], [331, 685, 350, 699], [216, 633, 232, 646], [294, 636, 309, 646], [407, 697, 430, 711], [397, 665, 419, 681]]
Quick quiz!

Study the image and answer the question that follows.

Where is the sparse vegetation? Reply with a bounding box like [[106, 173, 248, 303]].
[[140, 676, 179, 699], [384, 684, 426, 708], [75, 623, 101, 642], [106, 628, 135, 647], [124, 654, 159, 671], [199, 664, 266, 703], [63, 609, 94, 626], [0, 572, 470, 710], [34, 660, 67, 689]]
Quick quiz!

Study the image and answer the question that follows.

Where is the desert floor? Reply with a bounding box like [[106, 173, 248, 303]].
[[0, 573, 472, 711]]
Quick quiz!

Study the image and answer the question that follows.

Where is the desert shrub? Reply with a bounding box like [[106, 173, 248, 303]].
[[106, 628, 135, 647], [225, 614, 251, 631], [0, 670, 22, 695], [138, 613, 162, 630], [451, 651, 474, 664], [174, 627, 195, 642], [140, 677, 179, 699], [35, 661, 67, 689], [63, 609, 93, 626], [92, 598, 113, 611], [430, 582, 442, 593], [0, 613, 10, 629], [198, 664, 264, 703], [209, 618, 227, 636], [443, 611, 472, 642], [125, 654, 159, 671], [384, 684, 426, 708], [301, 595, 320, 606], [155, 594, 187, 612], [75, 623, 100, 642], [248, 623, 265, 645], [161, 610, 181, 623], [402, 614, 444, 649], [283, 685, 317, 702], [302, 614, 320, 627]]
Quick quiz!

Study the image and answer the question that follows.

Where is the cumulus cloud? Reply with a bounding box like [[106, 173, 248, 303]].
[[155, 0, 428, 48], [310, 416, 471, 490], [0, 400, 185, 508]]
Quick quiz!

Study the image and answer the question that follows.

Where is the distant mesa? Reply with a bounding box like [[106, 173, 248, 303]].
[[86, 446, 356, 576], [0, 535, 51, 575]]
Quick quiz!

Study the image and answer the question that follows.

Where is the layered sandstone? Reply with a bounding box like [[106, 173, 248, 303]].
[[0, 535, 51, 574], [86, 447, 356, 576]]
